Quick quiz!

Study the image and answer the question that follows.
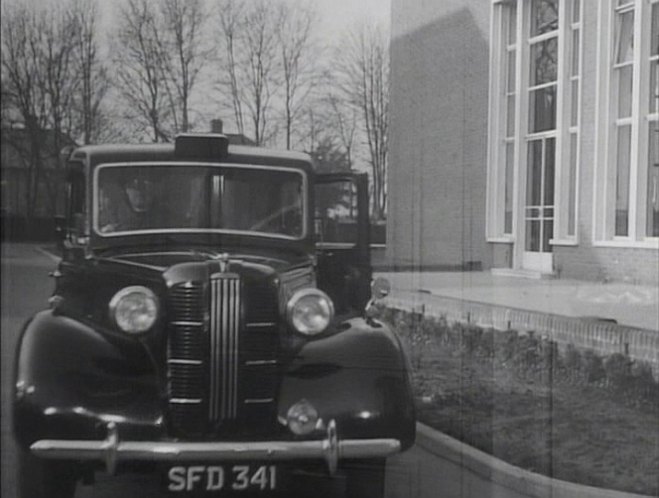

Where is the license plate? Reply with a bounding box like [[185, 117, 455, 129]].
[[167, 464, 277, 493]]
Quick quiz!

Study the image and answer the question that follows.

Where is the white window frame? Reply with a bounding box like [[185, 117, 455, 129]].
[[645, 0, 659, 238], [552, 0, 582, 245], [593, 0, 659, 248], [487, 0, 582, 248], [487, 0, 518, 244]]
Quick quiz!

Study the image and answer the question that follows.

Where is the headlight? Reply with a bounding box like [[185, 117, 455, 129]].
[[286, 288, 334, 336], [109, 286, 158, 334]]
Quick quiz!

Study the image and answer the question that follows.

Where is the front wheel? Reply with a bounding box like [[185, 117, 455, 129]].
[[18, 448, 78, 498], [343, 458, 386, 498]]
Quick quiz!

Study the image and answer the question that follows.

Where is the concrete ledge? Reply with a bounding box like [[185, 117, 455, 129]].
[[414, 423, 650, 498], [372, 262, 483, 272]]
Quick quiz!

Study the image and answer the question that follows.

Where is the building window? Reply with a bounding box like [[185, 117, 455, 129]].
[[487, 0, 581, 245], [594, 0, 659, 245], [614, 1, 635, 236]]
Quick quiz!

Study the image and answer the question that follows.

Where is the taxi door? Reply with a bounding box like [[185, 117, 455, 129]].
[[314, 173, 371, 316]]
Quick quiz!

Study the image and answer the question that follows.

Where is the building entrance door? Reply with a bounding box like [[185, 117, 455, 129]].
[[522, 137, 555, 273]]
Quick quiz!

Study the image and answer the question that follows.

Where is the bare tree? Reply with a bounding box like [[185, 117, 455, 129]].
[[334, 23, 389, 221], [38, 4, 80, 211], [215, 0, 280, 145], [300, 105, 321, 153], [39, 6, 77, 140], [323, 91, 358, 169], [242, 0, 280, 145], [70, 0, 109, 144], [1, 3, 45, 220], [159, 0, 206, 133], [276, 2, 317, 150], [216, 0, 246, 136], [1, 2, 79, 219], [114, 0, 172, 142]]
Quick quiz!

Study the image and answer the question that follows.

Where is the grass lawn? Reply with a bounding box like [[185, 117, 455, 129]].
[[378, 307, 659, 496]]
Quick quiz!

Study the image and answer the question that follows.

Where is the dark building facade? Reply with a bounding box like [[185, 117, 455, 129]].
[[1, 126, 75, 221]]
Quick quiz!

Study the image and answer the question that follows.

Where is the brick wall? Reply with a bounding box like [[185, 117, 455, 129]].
[[555, 245, 659, 285]]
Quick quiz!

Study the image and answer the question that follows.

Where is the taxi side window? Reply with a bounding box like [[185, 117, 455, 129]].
[[315, 180, 358, 244]]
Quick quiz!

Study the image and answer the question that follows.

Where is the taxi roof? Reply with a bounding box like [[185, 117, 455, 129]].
[[70, 140, 314, 174]]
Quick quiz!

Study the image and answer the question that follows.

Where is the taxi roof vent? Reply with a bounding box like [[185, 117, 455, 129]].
[[175, 133, 229, 160]]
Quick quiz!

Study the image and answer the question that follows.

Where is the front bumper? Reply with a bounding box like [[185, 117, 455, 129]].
[[30, 420, 401, 476]]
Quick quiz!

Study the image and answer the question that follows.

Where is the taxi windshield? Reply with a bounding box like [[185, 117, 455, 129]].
[[94, 164, 305, 239]]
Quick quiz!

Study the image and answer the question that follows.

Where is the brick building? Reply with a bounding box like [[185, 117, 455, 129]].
[[387, 0, 658, 285]]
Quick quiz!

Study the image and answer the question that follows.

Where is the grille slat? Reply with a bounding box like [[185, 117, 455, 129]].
[[210, 275, 240, 421], [167, 283, 206, 434]]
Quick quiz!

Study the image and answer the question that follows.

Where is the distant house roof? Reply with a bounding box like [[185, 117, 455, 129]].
[[225, 133, 257, 146], [208, 119, 256, 146], [1, 125, 77, 168]]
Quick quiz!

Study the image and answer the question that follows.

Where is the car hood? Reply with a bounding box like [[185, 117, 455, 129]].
[[101, 246, 313, 278]]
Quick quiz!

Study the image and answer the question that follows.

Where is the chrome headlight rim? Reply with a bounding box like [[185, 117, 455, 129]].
[[286, 288, 335, 336], [108, 285, 159, 335]]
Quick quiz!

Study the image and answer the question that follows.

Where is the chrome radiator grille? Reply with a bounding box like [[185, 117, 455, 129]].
[[209, 273, 241, 421], [167, 273, 279, 436], [167, 275, 242, 434]]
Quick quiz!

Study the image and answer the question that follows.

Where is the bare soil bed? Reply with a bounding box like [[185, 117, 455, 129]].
[[377, 307, 659, 497]]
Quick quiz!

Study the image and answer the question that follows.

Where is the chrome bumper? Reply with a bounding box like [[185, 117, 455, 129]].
[[30, 420, 401, 476]]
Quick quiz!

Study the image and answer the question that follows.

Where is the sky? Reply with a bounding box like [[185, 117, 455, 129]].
[[304, 0, 391, 39], [99, 0, 391, 43]]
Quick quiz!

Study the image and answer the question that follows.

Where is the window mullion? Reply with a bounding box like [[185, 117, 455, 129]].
[[528, 30, 559, 44], [571, 0, 583, 240], [528, 81, 559, 91], [628, 0, 644, 240], [553, 0, 568, 242], [487, 4, 502, 238], [604, 1, 617, 239], [512, 0, 528, 258], [640, 0, 658, 239]]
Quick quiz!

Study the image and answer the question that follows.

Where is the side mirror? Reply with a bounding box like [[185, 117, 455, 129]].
[[54, 215, 66, 250], [371, 277, 391, 299], [73, 213, 88, 237], [365, 277, 391, 321]]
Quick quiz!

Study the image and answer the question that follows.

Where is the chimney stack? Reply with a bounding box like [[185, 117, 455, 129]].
[[210, 119, 223, 134]]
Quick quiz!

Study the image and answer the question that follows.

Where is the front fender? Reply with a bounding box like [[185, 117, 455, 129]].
[[13, 311, 164, 448], [279, 318, 416, 449]]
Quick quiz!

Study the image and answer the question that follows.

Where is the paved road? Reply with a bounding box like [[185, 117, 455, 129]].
[[1, 244, 57, 498], [0, 243, 417, 498]]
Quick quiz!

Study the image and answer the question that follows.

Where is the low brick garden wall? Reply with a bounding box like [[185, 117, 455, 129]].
[[383, 293, 659, 381], [378, 305, 659, 406]]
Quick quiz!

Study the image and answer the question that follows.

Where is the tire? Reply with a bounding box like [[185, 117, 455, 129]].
[[18, 449, 77, 498], [343, 458, 386, 498]]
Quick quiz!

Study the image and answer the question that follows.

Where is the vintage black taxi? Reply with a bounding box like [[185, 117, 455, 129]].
[[12, 134, 415, 497]]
